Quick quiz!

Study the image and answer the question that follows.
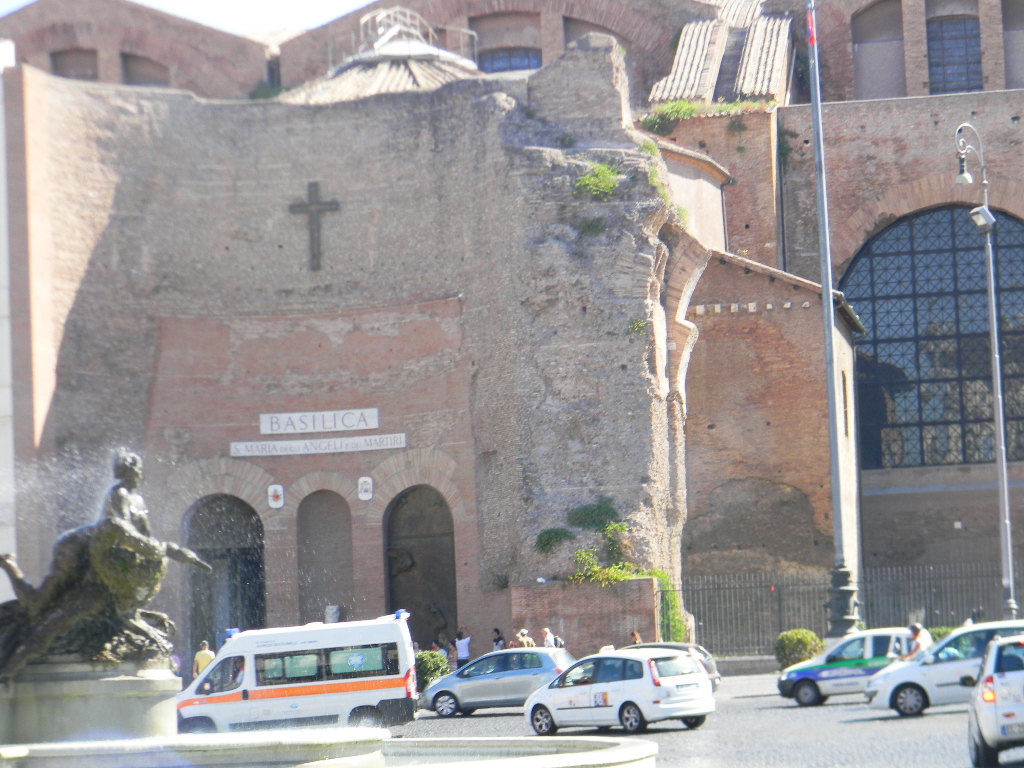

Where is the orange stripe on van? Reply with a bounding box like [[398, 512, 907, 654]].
[[177, 678, 406, 711]]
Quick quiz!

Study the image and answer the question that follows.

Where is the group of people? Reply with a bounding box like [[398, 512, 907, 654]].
[[426, 625, 569, 671]]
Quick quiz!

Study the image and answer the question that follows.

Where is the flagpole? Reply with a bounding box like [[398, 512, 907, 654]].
[[806, 0, 858, 637]]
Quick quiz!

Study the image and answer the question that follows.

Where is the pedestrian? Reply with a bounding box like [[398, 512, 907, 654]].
[[899, 622, 933, 660], [192, 640, 215, 678], [517, 628, 536, 647], [454, 629, 472, 668], [630, 629, 642, 645], [542, 627, 556, 647], [447, 639, 458, 670], [492, 627, 506, 651]]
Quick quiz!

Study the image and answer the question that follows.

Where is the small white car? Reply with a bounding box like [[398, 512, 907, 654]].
[[962, 632, 1024, 766], [865, 619, 1024, 716], [524, 648, 715, 735]]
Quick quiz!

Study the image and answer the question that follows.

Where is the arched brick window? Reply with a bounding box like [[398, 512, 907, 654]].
[[925, 0, 983, 93], [840, 206, 1024, 469], [852, 0, 907, 99], [50, 49, 98, 81]]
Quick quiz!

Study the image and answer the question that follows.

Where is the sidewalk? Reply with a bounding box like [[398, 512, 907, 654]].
[[716, 655, 778, 676]]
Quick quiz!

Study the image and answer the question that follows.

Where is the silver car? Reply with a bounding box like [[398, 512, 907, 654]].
[[962, 632, 1024, 766], [420, 647, 575, 717]]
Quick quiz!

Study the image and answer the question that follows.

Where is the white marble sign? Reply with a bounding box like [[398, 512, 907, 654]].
[[231, 433, 406, 457], [259, 408, 379, 435]]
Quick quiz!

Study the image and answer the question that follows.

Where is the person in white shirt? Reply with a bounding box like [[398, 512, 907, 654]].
[[900, 623, 934, 660], [454, 630, 472, 668], [542, 627, 556, 647]]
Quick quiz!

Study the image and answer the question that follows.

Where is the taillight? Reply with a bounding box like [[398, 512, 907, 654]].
[[982, 675, 997, 704], [553, 668, 563, 675], [648, 658, 662, 687], [405, 667, 417, 698]]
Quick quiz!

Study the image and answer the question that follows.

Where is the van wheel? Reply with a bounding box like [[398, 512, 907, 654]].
[[433, 692, 460, 718], [794, 680, 824, 707], [619, 702, 647, 733], [179, 718, 216, 734], [348, 707, 382, 727]]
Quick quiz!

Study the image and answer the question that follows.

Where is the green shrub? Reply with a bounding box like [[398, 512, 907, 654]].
[[536, 527, 576, 554], [568, 496, 619, 530], [574, 163, 621, 201], [602, 521, 632, 563], [415, 650, 450, 692], [568, 547, 638, 587], [774, 628, 824, 669]]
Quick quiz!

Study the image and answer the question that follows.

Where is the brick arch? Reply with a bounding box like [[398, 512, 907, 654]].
[[164, 457, 277, 534], [362, 448, 465, 526], [288, 471, 360, 512], [457, 0, 672, 52], [833, 173, 1024, 275]]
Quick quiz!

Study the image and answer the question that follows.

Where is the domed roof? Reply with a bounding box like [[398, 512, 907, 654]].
[[280, 7, 480, 104]]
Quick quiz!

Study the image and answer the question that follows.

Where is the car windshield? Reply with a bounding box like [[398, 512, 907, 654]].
[[653, 654, 701, 677]]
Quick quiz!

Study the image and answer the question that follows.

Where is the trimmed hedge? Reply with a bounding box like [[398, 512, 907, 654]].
[[774, 628, 825, 669]]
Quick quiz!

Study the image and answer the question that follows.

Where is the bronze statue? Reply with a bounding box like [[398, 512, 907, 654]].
[[0, 448, 211, 681]]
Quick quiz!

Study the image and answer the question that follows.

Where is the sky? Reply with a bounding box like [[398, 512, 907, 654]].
[[0, 0, 377, 37]]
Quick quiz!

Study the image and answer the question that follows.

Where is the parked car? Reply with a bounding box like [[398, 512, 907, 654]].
[[524, 647, 715, 735], [961, 632, 1024, 766], [623, 642, 722, 690], [865, 619, 1024, 716], [778, 627, 912, 706], [419, 647, 574, 717]]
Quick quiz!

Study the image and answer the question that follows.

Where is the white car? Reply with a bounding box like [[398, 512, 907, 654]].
[[524, 648, 715, 735], [963, 632, 1024, 766], [865, 620, 1024, 716]]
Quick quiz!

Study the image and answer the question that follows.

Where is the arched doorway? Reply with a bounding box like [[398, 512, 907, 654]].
[[385, 485, 457, 649], [185, 494, 265, 654], [297, 490, 353, 623]]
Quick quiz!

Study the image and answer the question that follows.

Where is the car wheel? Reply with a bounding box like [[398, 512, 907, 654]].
[[619, 702, 647, 734], [892, 684, 928, 716], [433, 692, 460, 718], [531, 705, 557, 735], [968, 719, 1000, 767], [682, 715, 706, 729], [793, 680, 824, 707]]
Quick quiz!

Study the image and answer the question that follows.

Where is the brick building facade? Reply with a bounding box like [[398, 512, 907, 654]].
[[0, 0, 1020, 654]]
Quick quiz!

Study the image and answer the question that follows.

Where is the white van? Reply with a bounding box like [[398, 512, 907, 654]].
[[177, 611, 417, 732]]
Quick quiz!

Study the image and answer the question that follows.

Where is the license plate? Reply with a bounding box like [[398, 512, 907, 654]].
[[1001, 722, 1024, 736], [676, 683, 696, 692]]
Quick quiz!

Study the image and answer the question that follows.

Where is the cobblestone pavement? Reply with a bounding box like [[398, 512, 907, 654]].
[[394, 672, 1024, 767]]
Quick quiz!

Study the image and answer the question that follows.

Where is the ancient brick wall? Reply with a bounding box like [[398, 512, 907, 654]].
[[0, 0, 268, 98], [4, 41, 704, 651], [510, 577, 662, 659]]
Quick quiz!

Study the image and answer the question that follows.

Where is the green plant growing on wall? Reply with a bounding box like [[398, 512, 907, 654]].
[[727, 115, 748, 134], [536, 527, 577, 554], [648, 166, 673, 208], [640, 98, 775, 137], [777, 128, 800, 170], [677, 207, 689, 231], [649, 569, 686, 641], [628, 318, 649, 336], [575, 217, 606, 236], [574, 162, 622, 201], [568, 547, 639, 587], [638, 138, 659, 156], [602, 521, 632, 563], [567, 496, 619, 530]]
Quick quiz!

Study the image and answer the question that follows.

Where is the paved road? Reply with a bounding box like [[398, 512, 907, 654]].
[[393, 673, 1024, 767]]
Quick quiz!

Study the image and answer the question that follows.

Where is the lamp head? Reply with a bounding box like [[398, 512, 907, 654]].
[[969, 205, 995, 233], [956, 154, 974, 186]]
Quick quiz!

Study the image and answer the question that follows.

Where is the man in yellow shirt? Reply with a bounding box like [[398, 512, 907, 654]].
[[192, 640, 215, 677]]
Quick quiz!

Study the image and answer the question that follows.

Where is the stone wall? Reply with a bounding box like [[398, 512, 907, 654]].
[[4, 40, 704, 650]]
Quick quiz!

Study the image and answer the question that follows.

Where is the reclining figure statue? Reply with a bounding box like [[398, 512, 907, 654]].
[[0, 448, 211, 682]]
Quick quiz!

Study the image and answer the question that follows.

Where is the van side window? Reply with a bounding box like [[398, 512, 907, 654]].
[[326, 642, 399, 680], [256, 651, 321, 686]]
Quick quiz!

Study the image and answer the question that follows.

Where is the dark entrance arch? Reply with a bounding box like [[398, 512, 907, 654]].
[[385, 485, 457, 650], [185, 494, 265, 654]]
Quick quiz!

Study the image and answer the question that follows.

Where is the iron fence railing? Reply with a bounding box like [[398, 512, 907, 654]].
[[667, 561, 1023, 657]]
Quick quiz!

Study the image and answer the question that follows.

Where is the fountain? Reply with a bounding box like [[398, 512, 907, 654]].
[[0, 450, 655, 767]]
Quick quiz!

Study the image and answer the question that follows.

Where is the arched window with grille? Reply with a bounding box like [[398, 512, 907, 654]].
[[840, 206, 1024, 469]]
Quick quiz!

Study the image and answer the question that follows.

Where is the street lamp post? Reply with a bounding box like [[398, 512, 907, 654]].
[[954, 122, 1018, 620]]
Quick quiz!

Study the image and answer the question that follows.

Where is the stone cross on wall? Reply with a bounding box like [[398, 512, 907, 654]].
[[289, 181, 340, 271]]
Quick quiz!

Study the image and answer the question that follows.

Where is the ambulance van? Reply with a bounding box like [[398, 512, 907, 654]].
[[177, 611, 417, 732]]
